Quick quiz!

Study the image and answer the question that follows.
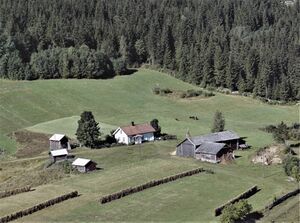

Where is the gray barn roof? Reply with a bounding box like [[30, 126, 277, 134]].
[[190, 130, 240, 145], [195, 142, 226, 155]]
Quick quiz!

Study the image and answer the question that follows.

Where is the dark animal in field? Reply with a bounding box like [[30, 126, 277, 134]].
[[175, 118, 179, 121], [189, 116, 199, 120]]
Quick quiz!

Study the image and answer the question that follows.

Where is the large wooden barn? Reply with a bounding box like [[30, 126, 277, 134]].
[[49, 134, 70, 151], [176, 130, 247, 163]]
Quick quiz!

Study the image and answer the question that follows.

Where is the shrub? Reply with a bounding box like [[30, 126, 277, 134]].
[[220, 199, 252, 223], [283, 156, 300, 181]]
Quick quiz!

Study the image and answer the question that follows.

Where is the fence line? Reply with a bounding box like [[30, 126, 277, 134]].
[[0, 191, 78, 223], [100, 168, 212, 204], [214, 185, 258, 216]]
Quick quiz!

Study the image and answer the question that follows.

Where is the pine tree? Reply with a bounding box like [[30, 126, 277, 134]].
[[211, 111, 225, 133], [76, 111, 100, 148], [150, 119, 161, 138]]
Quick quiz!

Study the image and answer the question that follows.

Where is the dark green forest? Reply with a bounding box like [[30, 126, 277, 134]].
[[0, 0, 299, 101]]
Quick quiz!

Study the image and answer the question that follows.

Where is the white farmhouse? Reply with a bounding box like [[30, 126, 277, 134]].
[[113, 122, 155, 144]]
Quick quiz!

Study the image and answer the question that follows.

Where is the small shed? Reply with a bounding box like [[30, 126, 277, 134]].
[[49, 134, 70, 151], [72, 158, 97, 173], [50, 149, 68, 162]]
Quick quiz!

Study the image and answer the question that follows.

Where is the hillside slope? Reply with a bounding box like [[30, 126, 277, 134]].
[[0, 69, 297, 153]]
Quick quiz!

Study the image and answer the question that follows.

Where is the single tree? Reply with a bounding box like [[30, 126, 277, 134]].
[[150, 119, 161, 138], [211, 111, 225, 133], [76, 111, 100, 148], [220, 199, 252, 223]]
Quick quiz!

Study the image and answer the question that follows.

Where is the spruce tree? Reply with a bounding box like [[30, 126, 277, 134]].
[[150, 119, 161, 138], [211, 111, 225, 133], [76, 111, 100, 148]]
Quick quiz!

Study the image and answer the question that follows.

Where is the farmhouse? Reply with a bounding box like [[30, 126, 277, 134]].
[[113, 122, 155, 144], [72, 158, 97, 173], [49, 134, 70, 151], [176, 130, 247, 163], [50, 149, 68, 162]]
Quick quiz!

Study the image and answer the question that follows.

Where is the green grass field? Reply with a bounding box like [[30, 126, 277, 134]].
[[0, 69, 297, 153], [26, 116, 117, 139], [0, 69, 298, 222], [0, 142, 297, 222]]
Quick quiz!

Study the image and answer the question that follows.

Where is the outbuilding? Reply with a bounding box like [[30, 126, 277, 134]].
[[195, 142, 230, 163], [176, 130, 246, 163], [50, 149, 68, 162], [49, 134, 70, 151], [72, 158, 97, 173]]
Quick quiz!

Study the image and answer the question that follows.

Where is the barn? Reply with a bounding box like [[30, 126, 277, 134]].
[[50, 149, 68, 162], [113, 122, 155, 145], [49, 134, 70, 151], [72, 158, 97, 173], [176, 130, 246, 163]]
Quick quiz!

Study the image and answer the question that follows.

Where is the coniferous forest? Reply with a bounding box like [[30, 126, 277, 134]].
[[0, 0, 299, 101]]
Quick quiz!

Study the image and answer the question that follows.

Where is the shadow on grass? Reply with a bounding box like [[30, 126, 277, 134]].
[[238, 211, 264, 223], [121, 68, 138, 76]]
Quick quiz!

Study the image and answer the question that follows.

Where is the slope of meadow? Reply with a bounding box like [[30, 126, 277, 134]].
[[0, 69, 298, 222], [0, 69, 297, 154]]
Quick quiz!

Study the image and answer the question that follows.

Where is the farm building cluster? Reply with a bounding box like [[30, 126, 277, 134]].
[[49, 125, 248, 165], [49, 134, 97, 173], [176, 130, 247, 163]]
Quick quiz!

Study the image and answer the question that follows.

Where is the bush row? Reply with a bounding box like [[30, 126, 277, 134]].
[[265, 188, 299, 210], [215, 185, 258, 216], [179, 89, 215, 98], [100, 168, 211, 204], [0, 191, 78, 223], [0, 186, 31, 199]]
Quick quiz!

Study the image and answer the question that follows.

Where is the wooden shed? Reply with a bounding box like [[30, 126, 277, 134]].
[[50, 149, 68, 162], [176, 138, 196, 157], [72, 158, 97, 173], [49, 134, 70, 151], [195, 143, 230, 163]]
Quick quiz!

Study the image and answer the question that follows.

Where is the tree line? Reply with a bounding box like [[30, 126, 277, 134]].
[[0, 0, 299, 100]]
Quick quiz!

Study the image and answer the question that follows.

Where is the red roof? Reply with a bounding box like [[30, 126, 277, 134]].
[[120, 123, 155, 136]]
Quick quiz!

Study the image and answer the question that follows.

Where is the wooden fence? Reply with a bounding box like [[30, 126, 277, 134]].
[[0, 191, 78, 223], [100, 167, 211, 204], [0, 186, 32, 199], [214, 185, 258, 216], [265, 188, 300, 210]]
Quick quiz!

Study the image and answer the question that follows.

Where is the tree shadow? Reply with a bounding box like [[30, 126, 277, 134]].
[[122, 68, 138, 76], [238, 211, 264, 222]]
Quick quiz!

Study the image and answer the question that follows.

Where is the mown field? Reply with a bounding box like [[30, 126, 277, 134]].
[[0, 69, 298, 222], [0, 69, 297, 153], [0, 143, 298, 222]]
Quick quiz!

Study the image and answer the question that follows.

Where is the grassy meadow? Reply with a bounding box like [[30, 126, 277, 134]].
[[0, 142, 298, 222], [0, 69, 298, 222], [0, 69, 297, 153]]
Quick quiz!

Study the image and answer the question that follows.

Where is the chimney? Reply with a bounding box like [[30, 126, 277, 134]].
[[131, 121, 135, 126]]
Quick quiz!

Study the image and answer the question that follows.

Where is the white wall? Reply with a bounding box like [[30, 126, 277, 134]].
[[114, 129, 129, 144], [114, 129, 155, 145]]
